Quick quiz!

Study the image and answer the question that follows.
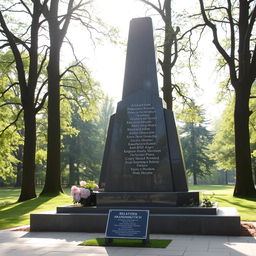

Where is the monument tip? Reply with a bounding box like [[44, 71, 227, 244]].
[[122, 16, 159, 99], [130, 16, 152, 23]]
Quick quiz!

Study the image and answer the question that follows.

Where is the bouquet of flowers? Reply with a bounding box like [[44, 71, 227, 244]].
[[71, 181, 99, 206]]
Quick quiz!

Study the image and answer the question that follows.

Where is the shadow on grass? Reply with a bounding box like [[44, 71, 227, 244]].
[[189, 185, 234, 191], [0, 201, 17, 209], [0, 196, 53, 229], [233, 195, 256, 202], [215, 195, 256, 209], [0, 188, 21, 201]]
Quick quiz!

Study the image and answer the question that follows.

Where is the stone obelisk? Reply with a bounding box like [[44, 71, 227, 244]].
[[98, 17, 197, 207]]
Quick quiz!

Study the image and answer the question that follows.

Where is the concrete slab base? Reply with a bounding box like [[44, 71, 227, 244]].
[[30, 207, 240, 236]]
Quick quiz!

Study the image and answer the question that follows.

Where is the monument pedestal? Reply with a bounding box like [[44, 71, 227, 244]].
[[99, 18, 188, 194], [97, 191, 199, 207], [30, 17, 241, 236], [30, 206, 240, 235]]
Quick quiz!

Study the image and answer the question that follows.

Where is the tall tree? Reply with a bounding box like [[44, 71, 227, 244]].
[[198, 0, 256, 196], [98, 95, 114, 140], [139, 0, 205, 109], [0, 2, 47, 201], [40, 0, 92, 195], [210, 87, 256, 185], [139, 0, 180, 109], [39, 0, 112, 195], [209, 100, 236, 172], [0, 52, 21, 183], [60, 65, 103, 185], [179, 107, 214, 185]]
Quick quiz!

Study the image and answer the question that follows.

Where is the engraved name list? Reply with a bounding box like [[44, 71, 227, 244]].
[[124, 103, 161, 175]]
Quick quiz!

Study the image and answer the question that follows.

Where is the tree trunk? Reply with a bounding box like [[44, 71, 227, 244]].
[[68, 155, 76, 186], [76, 163, 80, 184], [191, 122, 197, 185], [254, 167, 256, 185], [18, 106, 37, 201], [225, 170, 228, 185], [162, 1, 174, 110], [40, 45, 63, 195], [233, 87, 256, 196], [15, 145, 23, 187], [193, 172, 197, 185], [40, 10, 63, 195]]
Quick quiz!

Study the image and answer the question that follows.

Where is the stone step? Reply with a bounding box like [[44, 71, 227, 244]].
[[30, 207, 240, 236], [57, 204, 217, 215]]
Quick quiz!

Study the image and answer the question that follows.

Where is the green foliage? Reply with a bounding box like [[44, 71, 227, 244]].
[[176, 103, 203, 123], [209, 99, 235, 170], [82, 180, 98, 190], [179, 105, 215, 183], [61, 64, 103, 122], [201, 192, 215, 207], [60, 81, 112, 185], [209, 90, 256, 171], [0, 51, 23, 181], [190, 185, 256, 221], [97, 95, 115, 139], [61, 113, 103, 184], [0, 127, 19, 181]]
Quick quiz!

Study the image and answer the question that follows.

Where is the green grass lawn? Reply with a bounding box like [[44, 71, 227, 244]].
[[0, 187, 72, 230], [79, 238, 172, 248], [0, 185, 255, 230], [189, 185, 256, 221]]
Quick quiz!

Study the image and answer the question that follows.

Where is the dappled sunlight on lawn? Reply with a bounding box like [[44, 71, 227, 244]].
[[0, 194, 71, 229], [188, 185, 256, 220], [189, 185, 235, 194]]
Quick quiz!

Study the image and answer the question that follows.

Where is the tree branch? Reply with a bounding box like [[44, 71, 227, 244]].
[[0, 102, 22, 107], [0, 82, 19, 98], [178, 23, 205, 41], [198, 0, 237, 87], [35, 92, 48, 113], [35, 79, 48, 106], [227, 0, 235, 62], [139, 0, 166, 21], [250, 43, 256, 81], [0, 11, 27, 96], [20, 0, 32, 17], [37, 46, 49, 79], [0, 108, 23, 136]]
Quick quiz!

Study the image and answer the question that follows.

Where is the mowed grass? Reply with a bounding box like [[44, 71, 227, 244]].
[[0, 187, 72, 230], [0, 185, 255, 230], [79, 238, 172, 248], [189, 185, 256, 221]]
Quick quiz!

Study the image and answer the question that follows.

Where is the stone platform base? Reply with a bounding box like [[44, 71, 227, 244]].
[[96, 191, 200, 207], [30, 206, 240, 236], [57, 205, 218, 215]]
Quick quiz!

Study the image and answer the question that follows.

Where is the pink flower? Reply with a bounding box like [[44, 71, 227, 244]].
[[93, 184, 99, 191], [73, 193, 81, 202], [80, 181, 87, 187], [71, 186, 80, 196], [80, 188, 91, 199]]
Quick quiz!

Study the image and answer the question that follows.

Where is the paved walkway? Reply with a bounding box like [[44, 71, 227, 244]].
[[0, 227, 255, 256]]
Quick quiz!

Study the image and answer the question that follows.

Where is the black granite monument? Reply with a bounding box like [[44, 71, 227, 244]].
[[30, 17, 241, 235], [98, 17, 199, 207]]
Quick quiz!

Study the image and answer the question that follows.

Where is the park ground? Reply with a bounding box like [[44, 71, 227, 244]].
[[0, 185, 255, 230]]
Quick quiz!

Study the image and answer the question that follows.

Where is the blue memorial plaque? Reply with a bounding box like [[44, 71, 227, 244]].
[[105, 209, 149, 239]]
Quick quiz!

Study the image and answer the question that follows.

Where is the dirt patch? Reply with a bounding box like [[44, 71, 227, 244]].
[[240, 223, 256, 237], [11, 226, 30, 232]]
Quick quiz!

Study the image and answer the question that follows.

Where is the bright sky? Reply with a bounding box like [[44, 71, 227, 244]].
[[65, 0, 225, 126]]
